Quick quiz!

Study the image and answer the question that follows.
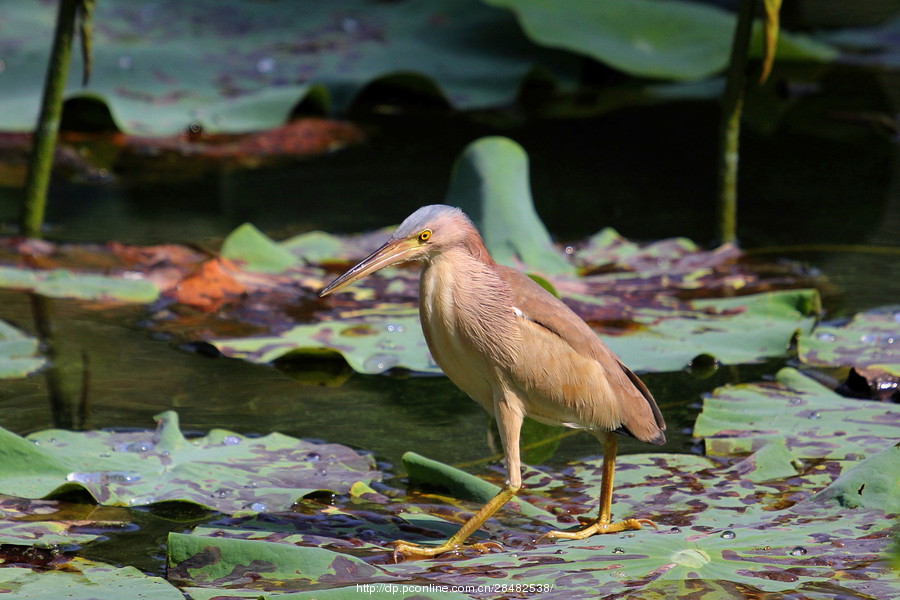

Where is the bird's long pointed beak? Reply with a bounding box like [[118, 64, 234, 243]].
[[320, 238, 418, 297]]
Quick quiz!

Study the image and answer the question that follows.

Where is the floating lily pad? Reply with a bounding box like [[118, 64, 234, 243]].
[[0, 266, 159, 303], [0, 557, 183, 599], [486, 0, 835, 80], [599, 289, 818, 372], [1, 0, 579, 135], [0, 495, 112, 547], [811, 442, 900, 513], [798, 308, 900, 375], [169, 448, 899, 598], [211, 290, 818, 375], [0, 411, 379, 513], [168, 532, 396, 589], [0, 319, 45, 379], [694, 367, 900, 459], [212, 313, 434, 374], [221, 224, 297, 274]]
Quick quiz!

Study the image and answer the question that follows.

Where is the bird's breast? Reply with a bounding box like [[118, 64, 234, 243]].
[[419, 253, 518, 409]]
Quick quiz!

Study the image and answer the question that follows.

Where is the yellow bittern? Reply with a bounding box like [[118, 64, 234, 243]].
[[320, 205, 665, 560]]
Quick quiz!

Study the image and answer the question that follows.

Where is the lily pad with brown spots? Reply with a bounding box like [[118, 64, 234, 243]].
[[167, 449, 899, 599], [798, 308, 900, 375], [0, 411, 379, 513], [694, 368, 900, 459], [0, 557, 183, 599]]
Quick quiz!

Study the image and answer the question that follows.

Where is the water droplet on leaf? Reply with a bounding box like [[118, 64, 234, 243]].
[[720, 530, 736, 539], [115, 441, 154, 453], [790, 546, 807, 556], [612, 547, 625, 554], [363, 353, 399, 373], [221, 436, 241, 446]]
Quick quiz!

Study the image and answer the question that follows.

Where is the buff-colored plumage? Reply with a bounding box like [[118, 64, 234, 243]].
[[321, 204, 665, 561]]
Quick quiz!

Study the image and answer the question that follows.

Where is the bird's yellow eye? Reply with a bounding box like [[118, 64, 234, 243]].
[[418, 229, 432, 243]]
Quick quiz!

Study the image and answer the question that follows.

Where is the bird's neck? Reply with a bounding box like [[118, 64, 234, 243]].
[[458, 226, 495, 267]]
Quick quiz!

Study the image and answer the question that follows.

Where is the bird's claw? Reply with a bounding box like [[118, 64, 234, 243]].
[[539, 517, 657, 542], [387, 540, 503, 563]]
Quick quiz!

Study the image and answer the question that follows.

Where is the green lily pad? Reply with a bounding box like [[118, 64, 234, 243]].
[[599, 289, 819, 372], [811, 442, 900, 513], [0, 266, 159, 303], [2, 0, 579, 135], [182, 588, 473, 600], [167, 532, 396, 589], [0, 319, 45, 379], [212, 312, 434, 374], [0, 495, 106, 547], [446, 136, 575, 276], [213, 289, 817, 375], [574, 227, 702, 271], [798, 308, 900, 375], [221, 223, 297, 273], [0, 411, 379, 512], [0, 557, 183, 600], [402, 451, 551, 520], [169, 448, 899, 598], [694, 367, 900, 459], [486, 0, 835, 80]]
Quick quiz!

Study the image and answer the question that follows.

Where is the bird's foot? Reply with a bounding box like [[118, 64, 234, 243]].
[[387, 539, 504, 563], [539, 517, 657, 542]]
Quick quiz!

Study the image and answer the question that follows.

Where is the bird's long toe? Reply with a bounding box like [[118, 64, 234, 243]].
[[540, 517, 656, 541], [388, 540, 503, 562]]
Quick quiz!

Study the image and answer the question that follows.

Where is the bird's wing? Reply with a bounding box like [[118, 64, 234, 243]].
[[497, 265, 666, 444]]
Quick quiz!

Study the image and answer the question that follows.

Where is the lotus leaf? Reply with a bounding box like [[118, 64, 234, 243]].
[[0, 495, 105, 547], [811, 442, 900, 513], [0, 319, 45, 379], [445, 137, 575, 276], [0, 557, 183, 599], [694, 367, 900, 459], [211, 290, 817, 374], [168, 450, 899, 598], [212, 312, 433, 374], [598, 289, 818, 372], [0, 265, 159, 303], [798, 308, 900, 375], [485, 0, 835, 80], [402, 451, 552, 520], [1, 0, 579, 135], [183, 584, 472, 600], [221, 223, 297, 274], [0, 411, 379, 512]]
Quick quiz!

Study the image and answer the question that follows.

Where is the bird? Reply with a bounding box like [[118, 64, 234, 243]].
[[320, 204, 665, 561]]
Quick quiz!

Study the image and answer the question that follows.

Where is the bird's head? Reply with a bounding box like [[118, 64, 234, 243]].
[[320, 204, 475, 296]]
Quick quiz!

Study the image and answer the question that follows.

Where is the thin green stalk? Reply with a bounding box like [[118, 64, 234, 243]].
[[716, 0, 757, 245], [21, 0, 80, 239]]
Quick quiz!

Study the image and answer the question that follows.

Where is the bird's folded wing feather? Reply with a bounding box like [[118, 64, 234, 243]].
[[497, 265, 666, 441]]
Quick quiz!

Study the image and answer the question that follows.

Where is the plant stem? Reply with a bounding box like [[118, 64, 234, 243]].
[[21, 0, 80, 239], [717, 0, 757, 245]]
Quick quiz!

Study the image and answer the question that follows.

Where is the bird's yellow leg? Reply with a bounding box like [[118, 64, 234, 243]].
[[542, 434, 655, 541], [390, 393, 525, 562], [388, 484, 518, 561]]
